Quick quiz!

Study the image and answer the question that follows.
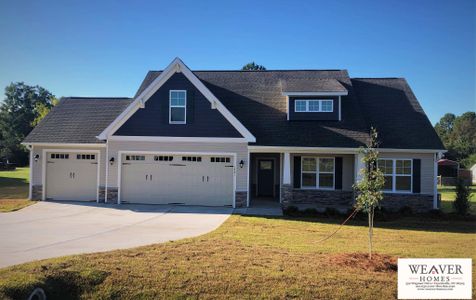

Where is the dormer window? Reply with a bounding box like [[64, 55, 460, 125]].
[[294, 99, 333, 113], [169, 90, 186, 124]]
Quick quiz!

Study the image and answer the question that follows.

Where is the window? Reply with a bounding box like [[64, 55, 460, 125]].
[[378, 159, 412, 193], [294, 99, 334, 112], [182, 156, 202, 162], [169, 90, 186, 124], [295, 100, 307, 112], [211, 157, 231, 163], [50, 153, 69, 159], [76, 154, 95, 160], [321, 100, 333, 112], [301, 157, 335, 189], [154, 156, 173, 161], [126, 155, 145, 161]]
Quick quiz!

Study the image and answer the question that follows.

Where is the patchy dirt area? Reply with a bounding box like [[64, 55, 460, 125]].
[[329, 253, 397, 272]]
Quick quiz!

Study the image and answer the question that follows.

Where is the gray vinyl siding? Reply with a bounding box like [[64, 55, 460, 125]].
[[378, 152, 435, 194], [107, 141, 248, 191], [30, 145, 106, 186], [288, 96, 339, 121], [114, 73, 242, 138]]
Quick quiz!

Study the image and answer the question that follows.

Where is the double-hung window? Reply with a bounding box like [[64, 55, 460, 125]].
[[377, 159, 412, 193], [294, 99, 333, 112], [301, 157, 335, 189], [169, 90, 186, 124]]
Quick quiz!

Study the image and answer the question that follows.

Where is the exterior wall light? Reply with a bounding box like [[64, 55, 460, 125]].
[[34, 154, 40, 162], [109, 157, 115, 165], [239, 160, 244, 168]]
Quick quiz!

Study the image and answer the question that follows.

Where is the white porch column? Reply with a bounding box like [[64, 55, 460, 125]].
[[283, 152, 291, 185], [433, 152, 442, 209], [354, 153, 365, 183]]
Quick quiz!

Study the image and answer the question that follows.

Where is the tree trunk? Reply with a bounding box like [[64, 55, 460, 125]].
[[368, 207, 374, 260]]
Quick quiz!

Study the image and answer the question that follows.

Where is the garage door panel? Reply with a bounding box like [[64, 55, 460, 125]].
[[121, 154, 234, 206], [45, 152, 98, 201]]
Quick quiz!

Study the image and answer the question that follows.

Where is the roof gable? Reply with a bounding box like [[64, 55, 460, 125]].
[[98, 58, 256, 142], [114, 72, 243, 138]]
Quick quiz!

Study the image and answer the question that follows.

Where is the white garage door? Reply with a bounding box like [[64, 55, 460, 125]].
[[45, 152, 98, 201], [120, 154, 234, 206]]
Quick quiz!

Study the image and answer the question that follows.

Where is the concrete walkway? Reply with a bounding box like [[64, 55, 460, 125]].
[[0, 201, 232, 268]]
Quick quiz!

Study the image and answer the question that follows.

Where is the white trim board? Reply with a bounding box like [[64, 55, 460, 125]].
[[41, 149, 101, 202], [117, 150, 238, 208], [248, 146, 445, 154], [97, 57, 256, 143], [22, 142, 106, 148], [108, 135, 249, 143]]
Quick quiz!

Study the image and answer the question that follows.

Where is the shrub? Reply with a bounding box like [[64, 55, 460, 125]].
[[398, 206, 413, 216], [453, 179, 472, 215], [283, 206, 299, 216]]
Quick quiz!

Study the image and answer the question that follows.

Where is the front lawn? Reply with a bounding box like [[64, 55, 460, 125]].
[[439, 185, 476, 214], [0, 214, 474, 299], [0, 168, 35, 212]]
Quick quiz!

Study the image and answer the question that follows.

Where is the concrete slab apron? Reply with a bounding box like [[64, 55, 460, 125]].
[[0, 202, 232, 268]]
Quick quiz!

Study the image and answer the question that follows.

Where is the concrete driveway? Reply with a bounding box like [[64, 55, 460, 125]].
[[0, 201, 232, 268]]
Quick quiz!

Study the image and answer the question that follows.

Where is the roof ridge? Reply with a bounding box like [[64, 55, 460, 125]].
[[62, 96, 132, 100], [352, 77, 405, 80], [147, 69, 348, 72]]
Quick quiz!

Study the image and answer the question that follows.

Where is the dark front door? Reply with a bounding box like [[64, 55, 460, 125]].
[[257, 159, 274, 197]]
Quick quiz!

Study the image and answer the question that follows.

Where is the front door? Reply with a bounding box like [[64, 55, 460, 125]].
[[257, 159, 274, 197]]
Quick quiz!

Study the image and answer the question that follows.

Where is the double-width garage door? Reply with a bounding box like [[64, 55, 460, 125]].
[[45, 152, 98, 201], [120, 154, 234, 206]]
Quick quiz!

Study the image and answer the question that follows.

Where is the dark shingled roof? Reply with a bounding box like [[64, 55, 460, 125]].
[[136, 70, 371, 148], [24, 97, 132, 144], [351, 78, 444, 150], [24, 70, 444, 150], [281, 78, 347, 93]]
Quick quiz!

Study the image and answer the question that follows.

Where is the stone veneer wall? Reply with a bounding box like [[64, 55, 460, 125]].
[[381, 194, 434, 213], [281, 185, 435, 213], [106, 187, 118, 204], [32, 185, 43, 200], [98, 186, 106, 203], [235, 191, 247, 208], [282, 186, 354, 213]]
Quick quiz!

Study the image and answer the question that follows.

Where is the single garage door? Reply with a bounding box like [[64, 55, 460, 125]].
[[45, 152, 98, 201], [120, 154, 234, 206]]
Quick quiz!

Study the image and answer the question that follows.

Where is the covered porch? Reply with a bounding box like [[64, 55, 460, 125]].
[[248, 148, 362, 213]]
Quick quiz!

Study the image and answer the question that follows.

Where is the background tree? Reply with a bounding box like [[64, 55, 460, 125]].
[[241, 62, 266, 71], [453, 179, 472, 215], [0, 82, 55, 165], [353, 128, 385, 260], [434, 111, 476, 168], [31, 97, 58, 126]]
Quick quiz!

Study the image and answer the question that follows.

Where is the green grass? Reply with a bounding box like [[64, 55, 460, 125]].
[[0, 167, 34, 212], [0, 214, 475, 299], [438, 185, 476, 213]]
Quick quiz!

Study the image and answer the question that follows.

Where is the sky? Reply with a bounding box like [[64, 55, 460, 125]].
[[0, 0, 474, 125]]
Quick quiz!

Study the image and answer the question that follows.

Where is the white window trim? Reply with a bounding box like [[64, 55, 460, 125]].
[[300, 156, 335, 190], [294, 99, 334, 113], [169, 90, 187, 124], [378, 158, 413, 193]]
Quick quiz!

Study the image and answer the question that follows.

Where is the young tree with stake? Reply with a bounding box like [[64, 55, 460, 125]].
[[353, 128, 385, 260]]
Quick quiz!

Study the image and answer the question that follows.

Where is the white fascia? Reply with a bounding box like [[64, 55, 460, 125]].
[[108, 136, 248, 143], [97, 57, 256, 143], [248, 145, 446, 154]]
